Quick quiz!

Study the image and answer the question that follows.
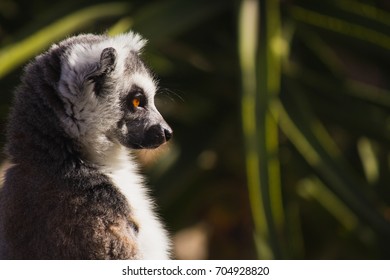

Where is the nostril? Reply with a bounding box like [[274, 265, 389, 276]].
[[164, 129, 173, 142]]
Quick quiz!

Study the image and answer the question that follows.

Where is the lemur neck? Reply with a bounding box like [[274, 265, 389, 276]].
[[85, 143, 132, 172]]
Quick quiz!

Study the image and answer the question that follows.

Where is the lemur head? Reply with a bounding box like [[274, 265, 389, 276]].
[[55, 33, 172, 163]]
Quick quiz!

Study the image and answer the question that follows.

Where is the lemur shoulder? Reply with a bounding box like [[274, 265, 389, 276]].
[[0, 32, 172, 259]]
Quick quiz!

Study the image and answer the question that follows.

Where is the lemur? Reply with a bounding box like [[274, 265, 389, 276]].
[[0, 32, 172, 259]]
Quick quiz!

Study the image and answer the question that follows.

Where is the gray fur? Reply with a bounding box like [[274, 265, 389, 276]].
[[0, 32, 172, 259]]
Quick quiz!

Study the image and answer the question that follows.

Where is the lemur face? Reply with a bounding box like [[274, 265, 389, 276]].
[[57, 33, 172, 160], [115, 71, 173, 149], [90, 46, 172, 150]]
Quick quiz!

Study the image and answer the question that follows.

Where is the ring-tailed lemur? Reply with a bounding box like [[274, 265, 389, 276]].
[[0, 32, 172, 259]]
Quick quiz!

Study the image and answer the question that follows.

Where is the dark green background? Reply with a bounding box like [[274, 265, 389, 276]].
[[1, 0, 390, 259]]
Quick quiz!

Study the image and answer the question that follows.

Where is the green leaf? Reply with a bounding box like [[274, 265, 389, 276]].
[[271, 94, 390, 236], [290, 6, 390, 50], [239, 0, 285, 259], [0, 2, 130, 78], [132, 0, 230, 43]]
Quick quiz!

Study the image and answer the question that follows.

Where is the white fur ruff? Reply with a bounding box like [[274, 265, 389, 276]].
[[104, 148, 170, 260]]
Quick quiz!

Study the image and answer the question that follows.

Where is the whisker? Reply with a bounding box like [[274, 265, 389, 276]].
[[157, 87, 185, 103]]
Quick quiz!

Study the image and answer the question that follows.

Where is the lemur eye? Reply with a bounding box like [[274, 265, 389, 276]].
[[132, 97, 141, 108], [128, 89, 146, 110]]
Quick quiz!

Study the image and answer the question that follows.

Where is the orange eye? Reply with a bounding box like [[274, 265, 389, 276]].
[[132, 98, 140, 108]]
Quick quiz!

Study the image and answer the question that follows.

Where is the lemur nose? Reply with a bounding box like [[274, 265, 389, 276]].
[[164, 128, 173, 142]]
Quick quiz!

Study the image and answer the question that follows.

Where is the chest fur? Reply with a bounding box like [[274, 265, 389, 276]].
[[105, 164, 170, 259]]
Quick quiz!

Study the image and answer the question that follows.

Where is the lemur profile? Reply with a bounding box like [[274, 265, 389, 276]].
[[0, 32, 172, 259]]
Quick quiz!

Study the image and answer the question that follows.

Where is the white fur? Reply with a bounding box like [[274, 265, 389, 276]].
[[64, 32, 146, 80], [130, 72, 157, 99], [103, 148, 171, 259]]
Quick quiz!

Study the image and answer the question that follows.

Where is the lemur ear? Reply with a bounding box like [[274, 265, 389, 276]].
[[87, 47, 117, 96], [100, 47, 117, 74]]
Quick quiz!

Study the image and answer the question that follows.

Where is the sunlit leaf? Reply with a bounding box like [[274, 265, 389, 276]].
[[0, 2, 130, 78]]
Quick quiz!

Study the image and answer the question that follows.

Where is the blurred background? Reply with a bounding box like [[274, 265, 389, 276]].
[[1, 0, 390, 259]]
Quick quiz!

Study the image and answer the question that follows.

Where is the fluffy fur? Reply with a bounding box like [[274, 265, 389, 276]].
[[0, 32, 172, 259]]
